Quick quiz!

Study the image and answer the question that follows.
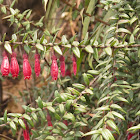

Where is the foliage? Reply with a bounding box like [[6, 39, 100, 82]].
[[0, 0, 140, 139]]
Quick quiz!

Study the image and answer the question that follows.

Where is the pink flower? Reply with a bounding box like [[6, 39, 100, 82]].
[[23, 53, 32, 80], [51, 55, 58, 80], [1, 51, 10, 76], [34, 53, 41, 77], [23, 119, 30, 140], [72, 55, 77, 76], [10, 52, 19, 78], [59, 56, 65, 77]]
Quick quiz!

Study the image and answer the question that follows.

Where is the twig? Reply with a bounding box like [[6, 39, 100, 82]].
[[0, 41, 140, 49], [0, 134, 13, 140], [60, 0, 110, 26], [17, 128, 23, 140]]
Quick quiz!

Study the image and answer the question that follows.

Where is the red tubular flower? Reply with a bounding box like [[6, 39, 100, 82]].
[[65, 69, 71, 77], [10, 52, 19, 78], [63, 120, 68, 126], [23, 53, 32, 80], [1, 51, 10, 76], [47, 112, 53, 127], [34, 53, 41, 77], [59, 56, 65, 77], [51, 55, 58, 80], [72, 55, 77, 76], [23, 119, 30, 140]]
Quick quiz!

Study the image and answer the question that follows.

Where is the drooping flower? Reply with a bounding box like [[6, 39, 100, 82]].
[[63, 120, 68, 126], [65, 69, 71, 77], [46, 111, 53, 127], [59, 56, 65, 77], [23, 53, 32, 80], [72, 54, 77, 76], [34, 53, 41, 77], [1, 51, 10, 76], [23, 119, 30, 140], [10, 52, 19, 78], [51, 55, 58, 80]]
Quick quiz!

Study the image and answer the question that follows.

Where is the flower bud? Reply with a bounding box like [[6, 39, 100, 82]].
[[23, 53, 32, 80], [10, 52, 19, 78], [34, 53, 41, 77], [72, 55, 77, 76], [59, 56, 65, 77], [51, 55, 58, 80], [47, 112, 53, 127], [1, 51, 10, 76]]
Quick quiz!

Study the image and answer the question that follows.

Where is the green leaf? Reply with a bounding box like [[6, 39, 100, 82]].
[[83, 73, 89, 85], [72, 83, 85, 90], [67, 87, 80, 95], [102, 128, 115, 140], [128, 124, 140, 132], [1, 6, 6, 14], [72, 47, 80, 58], [136, 110, 140, 116], [0, 0, 3, 4], [61, 35, 68, 45], [65, 100, 73, 111], [130, 16, 137, 25], [106, 27, 116, 34], [18, 119, 26, 129], [116, 96, 129, 103], [36, 43, 44, 51], [112, 111, 125, 120], [23, 114, 31, 121], [105, 47, 112, 56], [116, 28, 131, 34], [74, 122, 87, 128], [110, 104, 126, 113], [63, 113, 75, 123], [83, 130, 100, 136], [45, 136, 55, 140], [82, 0, 96, 37], [88, 70, 100, 75], [85, 45, 93, 53], [47, 106, 55, 113], [4, 110, 7, 123], [106, 120, 120, 134], [31, 112, 38, 121], [12, 34, 17, 42], [10, 121, 17, 130], [4, 42, 12, 54], [98, 96, 110, 105], [55, 122, 68, 130], [36, 96, 43, 109], [96, 106, 110, 111], [129, 34, 135, 44], [53, 45, 62, 55], [8, 113, 22, 118], [59, 104, 64, 115], [85, 88, 94, 95]]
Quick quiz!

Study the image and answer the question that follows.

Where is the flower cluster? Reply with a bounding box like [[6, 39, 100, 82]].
[[51, 54, 77, 80], [0, 50, 77, 80], [0, 51, 41, 79]]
